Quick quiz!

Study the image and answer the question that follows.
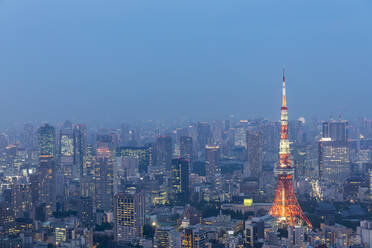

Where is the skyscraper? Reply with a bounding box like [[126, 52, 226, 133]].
[[23, 123, 34, 151], [156, 136, 172, 169], [37, 124, 55, 158], [38, 156, 56, 206], [73, 124, 86, 178], [322, 120, 349, 142], [170, 158, 190, 205], [94, 135, 114, 211], [269, 72, 312, 228], [114, 192, 145, 244], [197, 122, 211, 149], [180, 136, 193, 162], [234, 126, 247, 148], [59, 121, 74, 178], [318, 139, 350, 184], [246, 131, 262, 177], [205, 145, 220, 183], [319, 119, 350, 184]]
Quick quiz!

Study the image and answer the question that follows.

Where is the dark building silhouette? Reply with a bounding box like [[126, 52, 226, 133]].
[[180, 136, 193, 162], [170, 158, 190, 205]]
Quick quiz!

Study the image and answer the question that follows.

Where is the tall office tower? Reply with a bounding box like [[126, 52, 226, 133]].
[[114, 192, 145, 244], [181, 227, 208, 248], [234, 126, 247, 148], [156, 136, 172, 169], [269, 72, 312, 228], [23, 123, 34, 150], [59, 121, 74, 178], [180, 136, 193, 162], [94, 136, 114, 211], [37, 123, 56, 158], [205, 145, 220, 183], [322, 120, 349, 142], [83, 144, 95, 177], [73, 124, 86, 178], [170, 158, 189, 205], [197, 122, 212, 149], [246, 131, 262, 177], [318, 139, 350, 184], [174, 128, 188, 157], [120, 122, 130, 146], [38, 156, 56, 206]]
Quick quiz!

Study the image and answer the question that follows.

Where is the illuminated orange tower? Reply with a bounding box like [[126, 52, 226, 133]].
[[269, 71, 312, 228]]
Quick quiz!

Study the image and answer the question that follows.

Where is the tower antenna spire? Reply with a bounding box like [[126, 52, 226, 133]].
[[282, 68, 287, 107]]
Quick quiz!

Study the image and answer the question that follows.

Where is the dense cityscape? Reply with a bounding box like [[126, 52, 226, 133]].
[[0, 73, 371, 248]]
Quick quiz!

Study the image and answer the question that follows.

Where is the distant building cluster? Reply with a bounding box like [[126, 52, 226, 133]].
[[0, 109, 372, 247]]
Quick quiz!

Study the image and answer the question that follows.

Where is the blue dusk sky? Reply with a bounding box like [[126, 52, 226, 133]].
[[0, 0, 371, 126]]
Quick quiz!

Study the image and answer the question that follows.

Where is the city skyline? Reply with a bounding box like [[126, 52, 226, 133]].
[[0, 1, 372, 247]]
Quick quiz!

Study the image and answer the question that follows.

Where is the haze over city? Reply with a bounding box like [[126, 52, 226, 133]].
[[0, 0, 371, 126]]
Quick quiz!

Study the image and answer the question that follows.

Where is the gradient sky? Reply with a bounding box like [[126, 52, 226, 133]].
[[0, 0, 371, 126]]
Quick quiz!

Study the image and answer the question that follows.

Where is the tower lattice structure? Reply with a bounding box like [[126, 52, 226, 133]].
[[269, 71, 312, 228]]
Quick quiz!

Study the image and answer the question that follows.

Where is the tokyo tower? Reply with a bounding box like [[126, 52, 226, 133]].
[[269, 71, 312, 228]]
